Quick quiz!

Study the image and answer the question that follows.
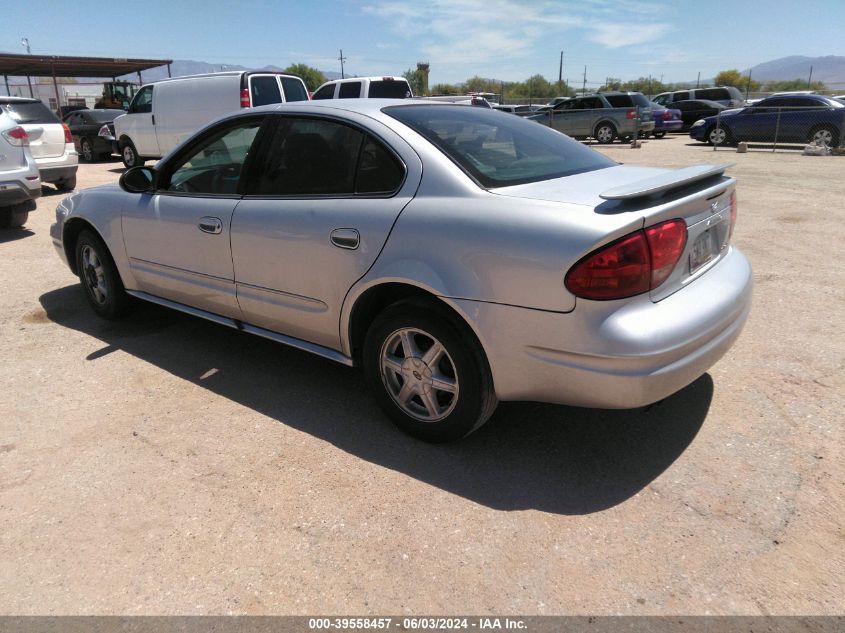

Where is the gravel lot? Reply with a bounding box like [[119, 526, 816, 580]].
[[1, 135, 842, 615]]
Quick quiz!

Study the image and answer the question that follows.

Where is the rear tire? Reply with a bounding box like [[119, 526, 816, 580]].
[[121, 141, 144, 169], [363, 301, 497, 442], [56, 175, 77, 191], [0, 203, 30, 229], [75, 229, 131, 319], [81, 137, 95, 162], [594, 122, 617, 144], [652, 131, 666, 139]]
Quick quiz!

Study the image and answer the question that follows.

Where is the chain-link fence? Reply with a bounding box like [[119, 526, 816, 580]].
[[693, 106, 845, 153], [532, 106, 649, 146]]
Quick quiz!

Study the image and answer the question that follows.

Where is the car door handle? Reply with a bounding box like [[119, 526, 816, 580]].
[[330, 228, 359, 250], [198, 217, 222, 234]]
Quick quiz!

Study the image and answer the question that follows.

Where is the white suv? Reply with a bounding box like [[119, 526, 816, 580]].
[[0, 110, 41, 228], [0, 97, 78, 191], [312, 76, 413, 100]]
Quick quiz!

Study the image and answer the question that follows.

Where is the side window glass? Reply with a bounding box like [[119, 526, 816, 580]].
[[312, 84, 335, 100], [356, 136, 403, 194], [281, 77, 308, 102], [165, 121, 262, 195], [338, 82, 362, 99], [255, 117, 364, 196], [129, 86, 153, 114], [250, 76, 283, 106], [675, 91, 690, 101]]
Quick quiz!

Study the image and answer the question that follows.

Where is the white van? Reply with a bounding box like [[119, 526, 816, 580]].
[[311, 76, 413, 100], [113, 71, 309, 167]]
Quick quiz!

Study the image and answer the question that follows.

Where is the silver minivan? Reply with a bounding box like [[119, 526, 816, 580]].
[[113, 71, 309, 168], [653, 86, 745, 108]]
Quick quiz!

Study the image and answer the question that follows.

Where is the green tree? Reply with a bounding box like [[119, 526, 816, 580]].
[[507, 74, 557, 100], [714, 69, 760, 91], [283, 63, 327, 92], [430, 83, 461, 95], [763, 78, 827, 92], [463, 76, 501, 94], [403, 67, 426, 96]]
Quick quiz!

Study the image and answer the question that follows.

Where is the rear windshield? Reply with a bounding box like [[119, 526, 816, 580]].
[[385, 104, 615, 188], [0, 100, 59, 124], [87, 110, 124, 122], [369, 80, 412, 99], [281, 77, 308, 102]]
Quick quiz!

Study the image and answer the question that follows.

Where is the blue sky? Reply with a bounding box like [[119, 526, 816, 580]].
[[3, 0, 843, 86]]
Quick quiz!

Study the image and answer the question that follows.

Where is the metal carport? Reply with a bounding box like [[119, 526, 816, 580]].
[[0, 53, 173, 113]]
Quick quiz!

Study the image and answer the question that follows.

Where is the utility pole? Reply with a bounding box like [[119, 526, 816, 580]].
[[745, 70, 753, 101], [558, 50, 563, 93], [21, 37, 33, 98], [582, 66, 587, 95], [338, 49, 347, 79], [696, 71, 700, 89], [807, 65, 813, 89]]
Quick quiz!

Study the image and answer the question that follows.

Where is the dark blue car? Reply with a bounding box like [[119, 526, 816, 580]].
[[690, 94, 844, 147]]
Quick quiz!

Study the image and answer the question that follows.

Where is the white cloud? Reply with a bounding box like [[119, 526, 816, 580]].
[[587, 22, 671, 48]]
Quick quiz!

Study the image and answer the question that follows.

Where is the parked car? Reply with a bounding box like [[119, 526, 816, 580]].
[[0, 110, 41, 228], [530, 92, 655, 143], [671, 99, 727, 131], [52, 100, 751, 441], [312, 76, 413, 100], [113, 71, 310, 168], [689, 94, 844, 146], [60, 104, 89, 118], [421, 95, 492, 108], [64, 109, 124, 162], [493, 104, 542, 117], [647, 102, 683, 138], [653, 86, 745, 108], [0, 97, 78, 191]]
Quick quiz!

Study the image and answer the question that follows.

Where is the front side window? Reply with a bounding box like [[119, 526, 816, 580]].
[[312, 84, 335, 100], [338, 82, 362, 99], [385, 104, 615, 188], [164, 120, 262, 195], [674, 91, 690, 101], [251, 76, 283, 107], [129, 86, 153, 114]]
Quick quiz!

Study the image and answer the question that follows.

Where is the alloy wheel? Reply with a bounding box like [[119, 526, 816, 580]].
[[81, 245, 108, 304]]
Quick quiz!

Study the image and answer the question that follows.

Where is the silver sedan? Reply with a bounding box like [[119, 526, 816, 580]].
[[51, 100, 752, 442]]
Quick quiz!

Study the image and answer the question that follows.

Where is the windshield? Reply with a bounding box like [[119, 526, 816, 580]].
[[384, 104, 616, 188], [369, 80, 412, 98], [0, 100, 59, 124]]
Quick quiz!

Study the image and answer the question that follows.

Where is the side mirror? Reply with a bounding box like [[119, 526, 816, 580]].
[[120, 166, 157, 193]]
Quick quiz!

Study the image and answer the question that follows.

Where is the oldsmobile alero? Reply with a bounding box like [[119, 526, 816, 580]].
[[51, 100, 752, 442]]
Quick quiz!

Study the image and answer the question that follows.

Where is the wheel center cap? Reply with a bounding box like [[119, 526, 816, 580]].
[[401, 357, 433, 389]]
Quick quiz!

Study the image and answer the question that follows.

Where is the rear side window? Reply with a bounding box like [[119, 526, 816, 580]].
[[356, 137, 403, 193], [338, 82, 362, 99], [281, 77, 308, 102], [674, 91, 690, 101], [251, 76, 283, 106], [312, 84, 335, 100], [385, 104, 615, 188], [604, 95, 632, 107], [368, 80, 412, 98], [1, 100, 59, 124], [697, 88, 727, 101]]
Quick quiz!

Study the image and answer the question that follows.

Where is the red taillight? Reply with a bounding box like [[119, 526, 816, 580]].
[[645, 219, 687, 287], [662, 110, 673, 120], [240, 88, 251, 108], [62, 123, 73, 144], [2, 126, 29, 146], [565, 219, 688, 301], [626, 108, 636, 119]]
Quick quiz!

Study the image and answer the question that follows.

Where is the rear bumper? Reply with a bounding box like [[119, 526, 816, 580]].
[[36, 146, 78, 183], [450, 246, 752, 408], [654, 120, 683, 132], [0, 162, 42, 206]]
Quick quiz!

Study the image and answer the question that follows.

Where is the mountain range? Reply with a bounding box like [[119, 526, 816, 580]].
[[742, 56, 845, 87]]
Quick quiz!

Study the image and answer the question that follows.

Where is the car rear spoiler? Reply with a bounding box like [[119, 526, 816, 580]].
[[600, 164, 732, 201]]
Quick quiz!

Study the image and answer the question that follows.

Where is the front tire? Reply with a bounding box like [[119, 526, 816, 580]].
[[363, 302, 497, 442], [121, 141, 144, 169], [706, 125, 731, 146], [80, 137, 95, 162], [652, 131, 666, 139], [75, 230, 131, 319], [594, 122, 617, 144], [808, 125, 838, 147]]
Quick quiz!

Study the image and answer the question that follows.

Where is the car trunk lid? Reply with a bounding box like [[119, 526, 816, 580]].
[[494, 163, 736, 302], [0, 100, 66, 159]]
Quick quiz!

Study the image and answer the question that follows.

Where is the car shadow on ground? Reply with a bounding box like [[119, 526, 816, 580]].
[[0, 228, 35, 243], [39, 284, 712, 515]]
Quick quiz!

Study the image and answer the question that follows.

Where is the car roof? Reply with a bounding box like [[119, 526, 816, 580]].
[[323, 76, 408, 83], [247, 98, 464, 117], [0, 97, 41, 104], [154, 70, 302, 84]]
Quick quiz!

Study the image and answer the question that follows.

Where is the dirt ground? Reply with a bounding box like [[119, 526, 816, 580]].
[[1, 135, 842, 615]]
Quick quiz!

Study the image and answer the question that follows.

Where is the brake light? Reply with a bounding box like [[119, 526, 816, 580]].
[[662, 110, 673, 120], [626, 108, 637, 119], [62, 123, 73, 144], [565, 219, 688, 300], [240, 88, 251, 108], [2, 126, 29, 146]]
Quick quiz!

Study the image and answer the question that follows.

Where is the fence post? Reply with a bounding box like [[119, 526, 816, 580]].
[[840, 110, 845, 150], [714, 111, 719, 151], [634, 106, 640, 144], [773, 107, 782, 153]]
